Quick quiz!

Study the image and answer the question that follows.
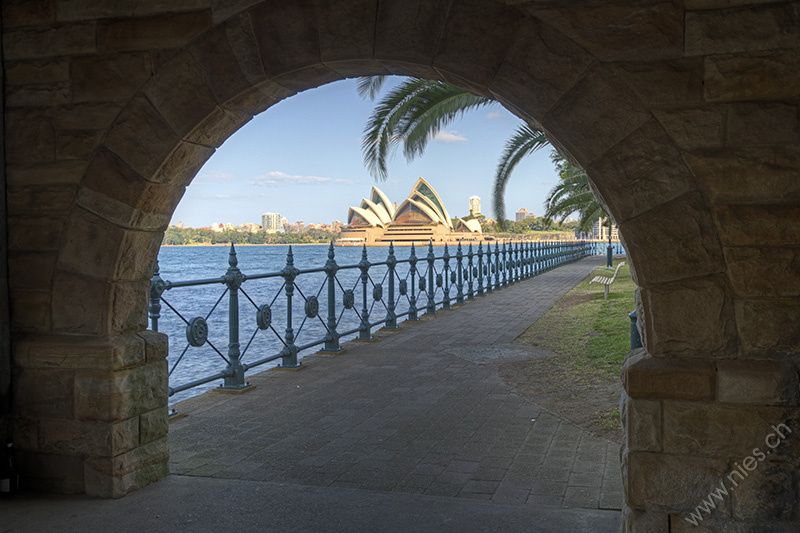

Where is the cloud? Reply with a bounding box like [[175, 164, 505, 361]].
[[194, 170, 237, 183], [431, 130, 468, 144], [486, 111, 502, 120], [251, 171, 357, 187]]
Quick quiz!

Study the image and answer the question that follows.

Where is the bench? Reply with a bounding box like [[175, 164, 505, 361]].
[[590, 261, 626, 300]]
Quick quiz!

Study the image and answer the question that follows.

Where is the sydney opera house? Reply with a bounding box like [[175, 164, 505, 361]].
[[339, 178, 482, 246]]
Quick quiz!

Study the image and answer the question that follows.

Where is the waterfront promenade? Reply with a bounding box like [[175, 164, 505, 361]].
[[3, 256, 622, 532]]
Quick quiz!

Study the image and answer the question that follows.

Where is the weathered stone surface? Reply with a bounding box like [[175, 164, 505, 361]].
[[220, 13, 270, 87], [38, 417, 139, 456], [110, 281, 149, 334], [714, 205, 800, 246], [6, 161, 87, 188], [221, 81, 291, 117], [315, 0, 376, 63], [140, 408, 169, 444], [7, 82, 70, 107], [188, 22, 257, 106], [3, 23, 95, 60], [18, 452, 85, 494], [5, 107, 54, 164], [8, 186, 76, 217], [2, 0, 55, 28], [250, 0, 320, 78], [51, 271, 108, 335], [211, 0, 262, 24], [71, 53, 152, 103], [10, 290, 51, 332], [137, 330, 169, 363], [6, 59, 69, 85], [587, 119, 698, 224], [151, 141, 214, 186], [620, 391, 662, 452], [717, 359, 799, 405], [621, 506, 669, 533], [271, 63, 340, 93], [663, 402, 792, 458], [726, 102, 800, 148], [57, 207, 124, 279], [705, 50, 800, 102], [97, 11, 212, 53], [622, 350, 716, 401], [56, 130, 103, 160], [688, 147, 800, 205], [8, 251, 56, 291], [434, 0, 522, 92], [374, 0, 449, 66], [8, 214, 63, 252], [735, 299, 800, 356], [74, 361, 168, 421], [724, 247, 800, 298], [75, 187, 170, 232], [186, 107, 251, 149], [542, 65, 651, 166], [624, 450, 729, 512], [105, 95, 180, 181], [618, 194, 726, 287], [686, 3, 800, 56], [637, 276, 737, 356], [685, 0, 788, 8], [533, 1, 683, 61], [731, 461, 796, 521], [144, 51, 219, 140], [15, 333, 147, 371], [613, 59, 705, 107], [13, 367, 74, 420], [489, 17, 593, 121], [56, 0, 209, 21], [654, 106, 726, 150], [84, 436, 169, 498], [114, 231, 162, 282]]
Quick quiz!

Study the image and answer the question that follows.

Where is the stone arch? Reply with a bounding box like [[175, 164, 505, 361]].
[[5, 0, 799, 529]]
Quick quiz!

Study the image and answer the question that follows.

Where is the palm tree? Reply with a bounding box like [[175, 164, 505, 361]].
[[358, 76, 601, 227], [543, 153, 609, 234]]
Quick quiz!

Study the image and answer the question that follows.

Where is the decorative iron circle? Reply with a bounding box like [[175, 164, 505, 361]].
[[436, 273, 443, 288], [418, 278, 426, 292], [256, 304, 272, 330], [185, 317, 208, 347], [399, 279, 407, 296], [343, 289, 355, 309], [463, 268, 469, 280], [451, 272, 457, 284], [305, 296, 319, 318], [373, 284, 383, 301], [151, 279, 167, 295]]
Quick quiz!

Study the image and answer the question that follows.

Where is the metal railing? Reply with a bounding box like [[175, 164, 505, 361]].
[[149, 240, 615, 399]]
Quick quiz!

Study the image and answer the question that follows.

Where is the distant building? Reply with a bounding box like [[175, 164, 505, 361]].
[[261, 212, 283, 234], [469, 196, 481, 216], [515, 208, 536, 222], [592, 217, 619, 240], [210, 222, 224, 233], [175, 221, 184, 229]]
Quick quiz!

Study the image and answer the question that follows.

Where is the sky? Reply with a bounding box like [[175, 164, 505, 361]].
[[170, 77, 562, 228]]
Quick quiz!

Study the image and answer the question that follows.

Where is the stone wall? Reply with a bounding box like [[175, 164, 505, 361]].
[[2, 0, 798, 528]]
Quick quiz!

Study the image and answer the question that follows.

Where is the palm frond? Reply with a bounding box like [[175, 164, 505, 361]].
[[356, 75, 389, 101], [492, 125, 549, 227]]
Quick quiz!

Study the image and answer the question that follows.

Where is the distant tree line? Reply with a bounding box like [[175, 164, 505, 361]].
[[163, 227, 339, 246]]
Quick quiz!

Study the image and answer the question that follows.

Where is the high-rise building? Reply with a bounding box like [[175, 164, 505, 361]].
[[515, 208, 536, 222], [469, 196, 481, 216], [261, 212, 283, 233], [592, 217, 619, 240]]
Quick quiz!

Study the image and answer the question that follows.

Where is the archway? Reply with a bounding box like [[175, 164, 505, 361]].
[[5, 1, 798, 529]]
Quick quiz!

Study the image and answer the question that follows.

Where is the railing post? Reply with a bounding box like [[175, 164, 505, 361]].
[[386, 242, 398, 329], [442, 244, 451, 310], [408, 243, 419, 321], [466, 243, 475, 300], [477, 243, 484, 296], [494, 242, 501, 290], [149, 260, 165, 332], [359, 245, 372, 339], [221, 243, 248, 387], [425, 241, 436, 315], [280, 245, 300, 368], [323, 242, 342, 352], [501, 242, 508, 287], [630, 310, 643, 349], [456, 243, 464, 305]]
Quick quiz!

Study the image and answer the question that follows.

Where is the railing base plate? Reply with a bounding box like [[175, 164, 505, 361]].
[[315, 348, 346, 356], [213, 383, 256, 394], [272, 364, 306, 372]]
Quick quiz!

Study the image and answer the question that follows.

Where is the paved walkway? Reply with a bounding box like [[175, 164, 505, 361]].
[[2, 256, 622, 533]]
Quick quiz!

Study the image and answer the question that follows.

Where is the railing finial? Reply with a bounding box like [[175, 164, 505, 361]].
[[228, 242, 238, 267]]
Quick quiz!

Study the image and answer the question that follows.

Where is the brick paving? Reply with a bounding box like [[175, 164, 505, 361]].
[[169, 255, 623, 513]]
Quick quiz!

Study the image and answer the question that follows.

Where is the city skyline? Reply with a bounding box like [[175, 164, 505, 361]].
[[170, 77, 563, 229]]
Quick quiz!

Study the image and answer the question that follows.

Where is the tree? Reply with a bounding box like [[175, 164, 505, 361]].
[[542, 152, 610, 234]]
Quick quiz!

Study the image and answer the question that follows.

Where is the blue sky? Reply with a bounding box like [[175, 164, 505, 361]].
[[171, 77, 561, 228]]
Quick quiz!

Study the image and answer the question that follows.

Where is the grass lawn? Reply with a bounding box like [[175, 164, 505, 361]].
[[498, 259, 636, 441]]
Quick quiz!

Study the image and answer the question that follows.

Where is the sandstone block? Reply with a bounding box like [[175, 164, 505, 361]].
[[715, 205, 800, 247], [186, 107, 252, 149], [56, 130, 103, 160], [8, 251, 56, 291], [542, 65, 651, 166], [211, 0, 263, 24], [250, 0, 321, 78], [374, 0, 449, 65], [19, 451, 85, 494], [137, 330, 169, 363], [55, 102, 124, 131], [2, 0, 55, 29], [489, 17, 593, 122], [612, 59, 704, 107], [735, 299, 800, 356], [3, 23, 96, 60], [38, 417, 139, 457], [8, 186, 76, 217], [84, 436, 169, 498], [10, 290, 51, 332], [140, 408, 169, 444], [270, 63, 340, 94], [110, 281, 150, 334], [653, 106, 726, 150], [7, 82, 70, 107], [15, 333, 146, 371], [587, 119, 698, 224], [105, 95, 180, 181], [636, 276, 737, 356], [115, 230, 162, 281], [57, 207, 124, 280], [622, 350, 716, 401], [97, 11, 212, 53], [621, 391, 662, 452], [221, 81, 292, 117], [13, 367, 74, 420], [718, 360, 799, 405], [56, 0, 209, 21], [8, 214, 63, 252], [687, 147, 800, 204], [5, 107, 54, 164], [75, 187, 169, 233], [151, 140, 215, 187], [6, 161, 87, 188], [726, 102, 800, 148], [74, 361, 167, 421], [316, 0, 377, 64], [51, 270, 108, 335], [624, 450, 729, 512], [732, 461, 796, 521], [686, 3, 800, 56], [6, 59, 69, 85], [71, 53, 152, 103], [621, 505, 669, 533], [188, 22, 258, 106], [705, 50, 800, 102], [723, 247, 800, 298]]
